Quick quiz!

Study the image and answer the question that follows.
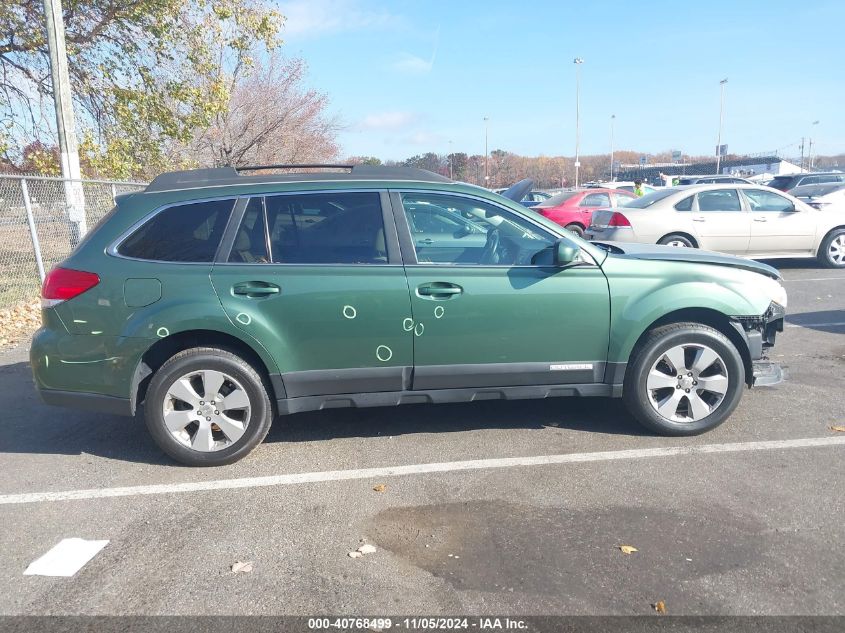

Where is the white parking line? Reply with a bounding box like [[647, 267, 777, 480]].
[[785, 321, 845, 329], [782, 277, 845, 282], [23, 538, 109, 577], [0, 437, 843, 506]]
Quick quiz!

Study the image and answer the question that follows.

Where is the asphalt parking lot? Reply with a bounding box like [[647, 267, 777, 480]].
[[0, 260, 843, 618]]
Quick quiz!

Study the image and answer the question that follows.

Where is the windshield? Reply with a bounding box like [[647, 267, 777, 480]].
[[535, 191, 579, 207], [622, 188, 677, 208]]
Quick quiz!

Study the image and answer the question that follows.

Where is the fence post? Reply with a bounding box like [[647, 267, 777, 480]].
[[111, 183, 117, 205], [21, 178, 47, 283]]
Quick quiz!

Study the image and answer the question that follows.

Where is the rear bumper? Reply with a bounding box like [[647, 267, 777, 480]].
[[37, 388, 133, 416]]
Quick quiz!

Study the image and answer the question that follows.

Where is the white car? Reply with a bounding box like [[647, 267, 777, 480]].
[[586, 181, 658, 196], [585, 184, 845, 268]]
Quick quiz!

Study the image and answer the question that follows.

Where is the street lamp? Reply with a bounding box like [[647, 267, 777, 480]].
[[448, 140, 453, 179], [609, 114, 616, 182], [573, 58, 584, 188], [809, 120, 819, 169], [483, 117, 489, 187], [715, 78, 728, 175]]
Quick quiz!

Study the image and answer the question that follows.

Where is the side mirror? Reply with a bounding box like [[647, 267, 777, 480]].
[[554, 240, 579, 266]]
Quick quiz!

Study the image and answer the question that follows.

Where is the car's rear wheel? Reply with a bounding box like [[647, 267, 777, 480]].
[[144, 347, 273, 466], [564, 223, 585, 238], [817, 228, 845, 268], [658, 234, 695, 248], [623, 323, 744, 436]]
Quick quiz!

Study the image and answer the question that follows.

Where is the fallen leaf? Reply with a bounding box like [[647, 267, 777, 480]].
[[231, 560, 253, 573], [348, 551, 363, 559], [653, 601, 667, 614], [372, 484, 387, 492], [618, 545, 638, 555], [830, 425, 845, 433], [357, 543, 377, 555]]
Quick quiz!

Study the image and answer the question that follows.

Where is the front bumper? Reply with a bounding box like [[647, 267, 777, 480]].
[[732, 301, 785, 387]]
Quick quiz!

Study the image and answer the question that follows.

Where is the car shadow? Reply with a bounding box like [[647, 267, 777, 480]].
[[756, 258, 822, 270], [785, 309, 845, 333], [1, 360, 647, 466]]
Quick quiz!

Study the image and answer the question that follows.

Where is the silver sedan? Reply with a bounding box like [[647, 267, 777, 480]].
[[585, 184, 845, 268]]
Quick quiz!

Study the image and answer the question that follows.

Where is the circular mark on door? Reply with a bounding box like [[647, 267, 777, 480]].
[[414, 322, 425, 337], [376, 345, 393, 362], [156, 327, 169, 338], [402, 317, 414, 331], [434, 306, 445, 319], [343, 305, 357, 319], [236, 312, 252, 325]]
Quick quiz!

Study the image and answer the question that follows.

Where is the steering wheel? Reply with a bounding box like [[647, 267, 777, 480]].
[[480, 228, 501, 264]]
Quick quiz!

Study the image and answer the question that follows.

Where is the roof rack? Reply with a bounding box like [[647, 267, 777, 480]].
[[144, 164, 452, 193]]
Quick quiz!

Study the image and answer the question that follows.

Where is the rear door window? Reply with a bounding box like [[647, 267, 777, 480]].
[[695, 189, 742, 211], [118, 198, 235, 261], [674, 195, 694, 211]]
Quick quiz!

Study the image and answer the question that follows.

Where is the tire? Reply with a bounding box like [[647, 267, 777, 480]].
[[817, 228, 845, 268], [623, 322, 745, 436], [658, 234, 695, 248], [144, 347, 274, 466], [564, 223, 585, 238]]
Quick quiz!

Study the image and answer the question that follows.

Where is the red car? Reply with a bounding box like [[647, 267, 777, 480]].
[[533, 188, 636, 236]]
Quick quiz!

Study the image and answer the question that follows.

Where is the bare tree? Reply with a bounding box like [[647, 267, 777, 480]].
[[189, 54, 340, 167]]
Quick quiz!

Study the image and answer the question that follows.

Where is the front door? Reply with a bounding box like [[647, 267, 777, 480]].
[[211, 191, 413, 398], [689, 189, 751, 254], [393, 191, 611, 390], [742, 188, 817, 255]]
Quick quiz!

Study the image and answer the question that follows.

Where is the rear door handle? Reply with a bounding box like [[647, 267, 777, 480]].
[[417, 283, 463, 299], [232, 281, 281, 298], [692, 216, 706, 222], [753, 217, 767, 222], [417, 238, 434, 246]]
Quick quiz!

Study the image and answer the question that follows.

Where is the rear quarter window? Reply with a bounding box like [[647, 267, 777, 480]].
[[118, 199, 235, 262]]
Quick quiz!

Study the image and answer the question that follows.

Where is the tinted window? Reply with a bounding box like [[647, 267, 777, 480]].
[[743, 189, 794, 212], [229, 197, 269, 263], [674, 195, 694, 211], [401, 193, 557, 266], [263, 192, 386, 264], [118, 199, 234, 261], [581, 193, 611, 207], [768, 176, 795, 190], [696, 189, 742, 211]]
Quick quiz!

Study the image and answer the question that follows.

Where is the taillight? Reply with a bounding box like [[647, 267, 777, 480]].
[[608, 212, 631, 227], [41, 268, 100, 307]]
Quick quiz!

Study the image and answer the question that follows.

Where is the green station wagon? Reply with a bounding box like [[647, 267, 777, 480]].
[[31, 166, 786, 466]]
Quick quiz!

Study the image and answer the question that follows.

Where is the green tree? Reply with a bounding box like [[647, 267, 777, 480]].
[[1, 0, 283, 178]]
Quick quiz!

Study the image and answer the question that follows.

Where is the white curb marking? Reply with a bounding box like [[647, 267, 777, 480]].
[[24, 538, 109, 577], [1, 437, 843, 506]]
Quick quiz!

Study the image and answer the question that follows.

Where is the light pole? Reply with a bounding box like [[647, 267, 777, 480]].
[[448, 140, 453, 179], [573, 58, 584, 188], [609, 114, 616, 182], [483, 117, 489, 187], [809, 120, 819, 169], [715, 78, 728, 176]]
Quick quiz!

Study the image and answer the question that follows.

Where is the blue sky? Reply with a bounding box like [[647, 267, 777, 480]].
[[278, 0, 845, 161]]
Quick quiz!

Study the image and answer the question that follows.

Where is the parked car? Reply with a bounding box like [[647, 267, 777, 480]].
[[675, 175, 753, 185], [587, 181, 658, 195], [533, 188, 636, 236], [768, 172, 845, 192], [493, 188, 552, 208], [585, 184, 845, 268], [32, 166, 786, 466], [789, 183, 845, 211]]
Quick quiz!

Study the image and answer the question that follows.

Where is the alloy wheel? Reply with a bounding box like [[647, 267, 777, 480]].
[[646, 343, 729, 423], [162, 370, 251, 452]]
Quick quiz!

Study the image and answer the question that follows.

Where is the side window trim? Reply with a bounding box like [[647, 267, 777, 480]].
[[109, 195, 239, 264], [215, 196, 250, 263]]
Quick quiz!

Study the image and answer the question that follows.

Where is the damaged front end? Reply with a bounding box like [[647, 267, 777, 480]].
[[731, 302, 786, 387]]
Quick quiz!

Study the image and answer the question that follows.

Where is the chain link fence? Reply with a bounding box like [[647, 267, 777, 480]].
[[0, 175, 145, 308]]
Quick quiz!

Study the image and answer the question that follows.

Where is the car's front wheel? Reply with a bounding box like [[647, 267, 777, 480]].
[[144, 347, 274, 466], [564, 223, 585, 238], [818, 228, 845, 268], [623, 323, 744, 436]]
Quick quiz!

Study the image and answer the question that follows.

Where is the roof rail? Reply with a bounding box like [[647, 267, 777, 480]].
[[236, 164, 354, 172]]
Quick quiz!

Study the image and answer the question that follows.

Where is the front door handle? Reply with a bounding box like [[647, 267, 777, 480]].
[[692, 216, 706, 222], [417, 238, 434, 246], [232, 281, 281, 298], [417, 282, 463, 299], [753, 217, 767, 222]]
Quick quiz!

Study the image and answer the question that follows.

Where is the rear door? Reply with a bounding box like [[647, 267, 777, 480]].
[[211, 190, 414, 399], [689, 189, 750, 254], [392, 190, 611, 390], [743, 188, 816, 255]]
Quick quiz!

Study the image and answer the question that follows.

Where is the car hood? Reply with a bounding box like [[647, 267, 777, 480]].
[[594, 241, 782, 280]]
